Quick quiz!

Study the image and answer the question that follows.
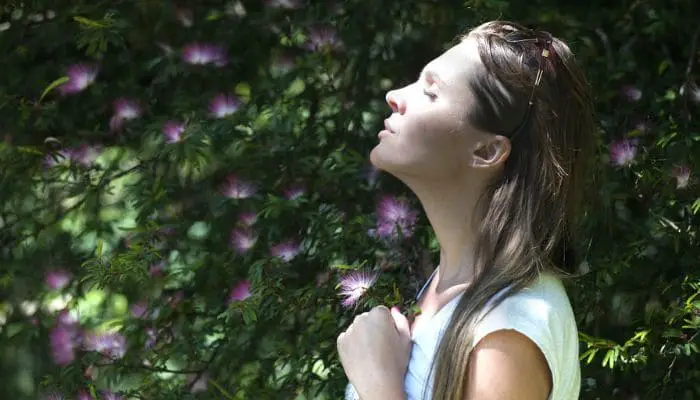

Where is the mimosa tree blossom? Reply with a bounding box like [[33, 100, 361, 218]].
[[270, 239, 301, 262], [45, 269, 71, 290], [337, 270, 378, 308], [109, 97, 142, 132], [374, 195, 419, 240], [58, 63, 98, 95], [305, 25, 342, 52], [182, 42, 227, 66], [230, 228, 257, 254], [162, 120, 185, 143], [209, 94, 241, 118], [609, 139, 638, 167], [672, 165, 691, 189], [228, 280, 251, 304], [220, 175, 257, 199]]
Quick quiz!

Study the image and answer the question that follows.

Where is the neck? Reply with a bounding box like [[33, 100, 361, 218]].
[[403, 175, 487, 294]]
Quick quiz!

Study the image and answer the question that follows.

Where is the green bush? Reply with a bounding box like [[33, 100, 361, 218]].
[[0, 1, 698, 399]]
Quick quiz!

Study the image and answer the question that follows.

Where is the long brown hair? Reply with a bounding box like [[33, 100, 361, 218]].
[[427, 21, 595, 399]]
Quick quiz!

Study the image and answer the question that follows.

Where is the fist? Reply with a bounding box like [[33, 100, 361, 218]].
[[337, 306, 412, 400]]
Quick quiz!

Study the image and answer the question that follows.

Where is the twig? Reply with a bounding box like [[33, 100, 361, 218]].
[[208, 378, 236, 400], [94, 361, 202, 374]]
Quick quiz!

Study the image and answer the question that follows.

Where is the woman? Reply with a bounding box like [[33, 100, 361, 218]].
[[338, 20, 594, 400]]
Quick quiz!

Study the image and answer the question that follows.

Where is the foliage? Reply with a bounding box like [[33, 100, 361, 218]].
[[0, 0, 698, 399]]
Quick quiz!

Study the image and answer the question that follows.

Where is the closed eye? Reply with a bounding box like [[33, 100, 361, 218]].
[[423, 89, 437, 100]]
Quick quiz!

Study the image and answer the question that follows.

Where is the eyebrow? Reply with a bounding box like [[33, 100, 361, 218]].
[[419, 68, 443, 86]]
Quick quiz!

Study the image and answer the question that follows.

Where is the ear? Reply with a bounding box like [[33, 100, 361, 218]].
[[472, 135, 511, 168]]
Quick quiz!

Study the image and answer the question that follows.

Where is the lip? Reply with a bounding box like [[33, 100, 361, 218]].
[[378, 129, 393, 138], [383, 119, 395, 133]]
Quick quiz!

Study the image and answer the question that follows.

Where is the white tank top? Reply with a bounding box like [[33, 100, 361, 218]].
[[345, 269, 581, 400]]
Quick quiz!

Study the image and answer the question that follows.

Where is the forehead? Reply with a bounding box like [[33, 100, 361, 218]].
[[423, 38, 482, 88]]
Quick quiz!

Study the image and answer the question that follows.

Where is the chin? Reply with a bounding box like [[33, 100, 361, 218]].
[[369, 146, 408, 178], [369, 145, 390, 172]]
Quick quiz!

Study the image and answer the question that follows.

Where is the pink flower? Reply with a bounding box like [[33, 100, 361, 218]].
[[305, 25, 342, 52], [182, 43, 227, 66], [130, 300, 149, 319], [264, 0, 302, 9], [56, 309, 78, 326], [110, 97, 142, 132], [270, 239, 301, 262], [609, 139, 638, 167], [101, 391, 124, 400], [76, 389, 94, 400], [338, 270, 378, 308], [113, 97, 142, 120], [621, 85, 642, 102], [162, 120, 185, 143], [83, 331, 127, 360], [375, 196, 419, 239], [220, 175, 256, 199], [50, 324, 80, 365], [175, 8, 193, 27], [58, 63, 98, 95], [672, 165, 691, 189], [239, 211, 258, 226], [228, 280, 251, 304], [43, 151, 68, 169], [65, 144, 101, 167], [209, 94, 241, 118], [145, 327, 158, 350], [284, 182, 306, 200], [230, 228, 257, 254], [45, 269, 71, 290]]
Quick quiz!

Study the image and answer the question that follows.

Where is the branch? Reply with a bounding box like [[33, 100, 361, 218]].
[[94, 361, 203, 375]]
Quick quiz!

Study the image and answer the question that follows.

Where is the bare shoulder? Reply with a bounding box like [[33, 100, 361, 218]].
[[463, 329, 552, 400]]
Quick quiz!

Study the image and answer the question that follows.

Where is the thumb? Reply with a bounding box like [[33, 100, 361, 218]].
[[390, 306, 411, 339]]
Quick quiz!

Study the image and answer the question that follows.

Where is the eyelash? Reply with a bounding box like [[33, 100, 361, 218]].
[[423, 89, 437, 100]]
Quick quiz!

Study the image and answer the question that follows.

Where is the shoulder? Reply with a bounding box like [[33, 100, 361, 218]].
[[464, 329, 552, 400], [474, 273, 576, 342], [467, 273, 580, 400]]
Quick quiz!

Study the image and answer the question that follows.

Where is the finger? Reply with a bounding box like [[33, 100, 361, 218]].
[[369, 305, 390, 320], [390, 306, 411, 340]]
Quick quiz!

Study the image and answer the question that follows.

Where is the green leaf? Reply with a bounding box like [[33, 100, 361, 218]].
[[96, 239, 103, 259], [73, 16, 108, 28], [39, 76, 69, 102], [581, 348, 599, 364], [242, 308, 257, 325]]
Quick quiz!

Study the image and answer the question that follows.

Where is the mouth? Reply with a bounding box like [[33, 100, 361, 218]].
[[379, 119, 396, 138], [383, 119, 395, 133]]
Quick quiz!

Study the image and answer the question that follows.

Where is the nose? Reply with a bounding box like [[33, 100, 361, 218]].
[[385, 90, 406, 114]]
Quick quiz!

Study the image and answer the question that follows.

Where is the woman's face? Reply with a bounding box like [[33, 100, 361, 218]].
[[370, 37, 491, 182]]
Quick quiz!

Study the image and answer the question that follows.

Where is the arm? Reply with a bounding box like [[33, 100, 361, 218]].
[[463, 330, 552, 400]]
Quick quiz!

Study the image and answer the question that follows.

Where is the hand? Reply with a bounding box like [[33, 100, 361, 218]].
[[337, 306, 412, 400]]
